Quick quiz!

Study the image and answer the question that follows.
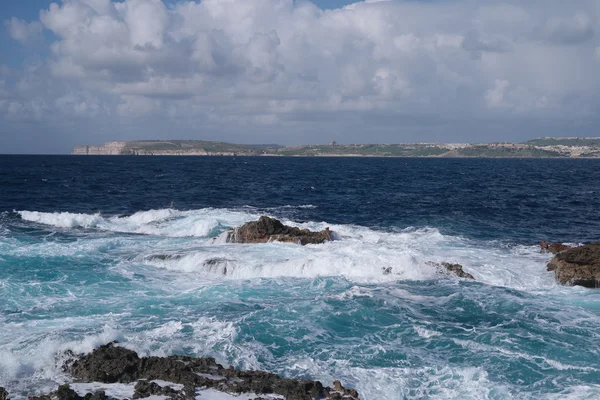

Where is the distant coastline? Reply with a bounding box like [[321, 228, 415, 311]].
[[72, 137, 600, 158]]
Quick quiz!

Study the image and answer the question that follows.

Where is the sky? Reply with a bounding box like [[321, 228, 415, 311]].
[[1, 0, 600, 154]]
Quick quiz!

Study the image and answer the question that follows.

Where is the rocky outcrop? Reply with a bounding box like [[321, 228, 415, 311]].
[[227, 216, 333, 245], [0, 387, 8, 400], [427, 262, 475, 280], [547, 241, 600, 288], [539, 241, 572, 254], [54, 342, 359, 400], [27, 384, 106, 400]]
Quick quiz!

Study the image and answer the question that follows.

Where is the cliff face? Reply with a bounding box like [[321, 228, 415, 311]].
[[72, 140, 263, 156], [72, 139, 600, 157], [72, 142, 127, 155]]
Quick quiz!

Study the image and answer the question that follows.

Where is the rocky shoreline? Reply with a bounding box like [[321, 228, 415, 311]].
[[2, 343, 359, 400]]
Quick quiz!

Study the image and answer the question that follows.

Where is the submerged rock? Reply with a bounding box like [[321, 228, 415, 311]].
[[59, 342, 359, 400], [227, 216, 333, 245], [547, 241, 600, 288], [143, 254, 184, 262], [427, 262, 475, 280], [539, 241, 572, 254]]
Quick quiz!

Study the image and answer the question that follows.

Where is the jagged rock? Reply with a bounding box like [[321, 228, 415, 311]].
[[133, 381, 180, 399], [427, 262, 475, 280], [547, 241, 600, 288], [55, 385, 81, 400], [70, 342, 141, 383], [227, 216, 332, 245], [63, 343, 360, 400], [539, 241, 572, 254], [0, 387, 8, 400], [82, 392, 107, 400], [28, 385, 82, 400]]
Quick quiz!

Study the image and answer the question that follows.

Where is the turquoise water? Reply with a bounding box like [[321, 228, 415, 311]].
[[1, 156, 600, 399]]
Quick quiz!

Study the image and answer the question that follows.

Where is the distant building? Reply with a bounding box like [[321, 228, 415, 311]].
[[330, 140, 337, 146]]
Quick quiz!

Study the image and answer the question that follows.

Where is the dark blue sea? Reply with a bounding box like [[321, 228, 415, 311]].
[[1, 156, 600, 399]]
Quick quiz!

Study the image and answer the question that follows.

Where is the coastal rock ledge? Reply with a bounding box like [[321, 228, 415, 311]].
[[227, 216, 333, 245], [17, 343, 359, 400], [547, 241, 600, 288]]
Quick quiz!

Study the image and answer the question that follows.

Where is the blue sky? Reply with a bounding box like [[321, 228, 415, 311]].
[[1, 0, 599, 153]]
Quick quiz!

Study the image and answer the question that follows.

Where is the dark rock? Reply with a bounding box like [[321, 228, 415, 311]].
[[132, 380, 181, 399], [70, 342, 141, 383], [427, 262, 475, 280], [539, 241, 572, 254], [55, 385, 82, 400], [547, 241, 600, 287], [62, 343, 360, 400], [144, 254, 183, 261], [82, 392, 107, 400], [227, 216, 333, 245], [0, 387, 8, 400], [133, 381, 164, 398]]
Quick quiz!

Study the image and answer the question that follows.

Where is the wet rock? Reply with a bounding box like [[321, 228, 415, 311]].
[[28, 385, 82, 400], [547, 241, 600, 288], [330, 380, 359, 399], [62, 343, 360, 400], [144, 254, 184, 261], [70, 342, 141, 383], [133, 381, 163, 398], [204, 258, 234, 266], [227, 216, 333, 245], [133, 380, 181, 399], [55, 385, 82, 400], [82, 392, 107, 400], [539, 241, 572, 254], [427, 262, 475, 280], [0, 387, 8, 400]]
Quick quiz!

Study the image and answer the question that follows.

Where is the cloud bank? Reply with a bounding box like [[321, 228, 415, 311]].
[[2, 0, 600, 153]]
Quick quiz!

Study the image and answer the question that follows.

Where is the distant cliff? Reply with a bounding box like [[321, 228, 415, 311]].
[[72, 138, 600, 158], [72, 140, 271, 156], [72, 141, 128, 155]]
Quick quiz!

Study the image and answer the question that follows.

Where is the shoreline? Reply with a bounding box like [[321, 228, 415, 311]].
[[3, 343, 360, 400]]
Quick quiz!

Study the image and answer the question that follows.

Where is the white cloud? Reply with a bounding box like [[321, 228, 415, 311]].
[[5, 17, 43, 44], [2, 0, 600, 152]]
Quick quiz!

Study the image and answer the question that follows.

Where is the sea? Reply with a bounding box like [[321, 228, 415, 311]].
[[1, 155, 600, 400]]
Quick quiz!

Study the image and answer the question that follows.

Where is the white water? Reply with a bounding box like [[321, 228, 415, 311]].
[[15, 208, 556, 289], [4, 208, 594, 400]]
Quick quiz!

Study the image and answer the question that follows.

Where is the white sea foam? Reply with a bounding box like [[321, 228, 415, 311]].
[[4, 207, 579, 400], [17, 209, 255, 238], [195, 389, 284, 400], [71, 383, 135, 398], [14, 207, 559, 290]]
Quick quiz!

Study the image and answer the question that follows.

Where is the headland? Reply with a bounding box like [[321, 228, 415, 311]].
[[72, 137, 600, 158]]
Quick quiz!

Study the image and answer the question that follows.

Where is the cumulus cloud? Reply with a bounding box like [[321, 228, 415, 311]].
[[2, 0, 600, 152], [5, 17, 43, 44]]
